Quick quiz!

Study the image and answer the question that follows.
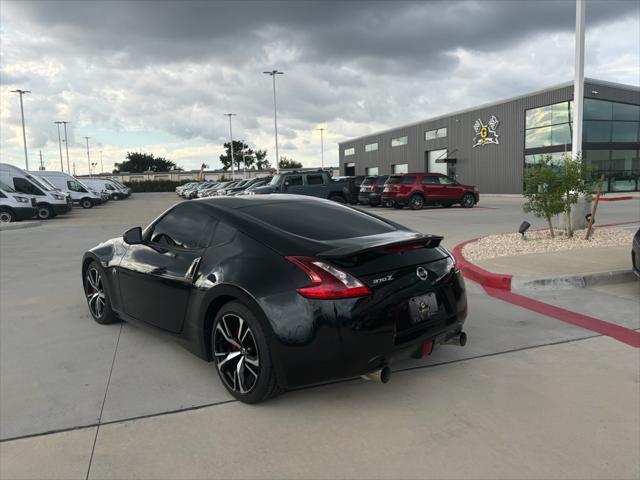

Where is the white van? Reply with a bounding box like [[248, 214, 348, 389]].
[[0, 163, 71, 219], [106, 178, 131, 197], [32, 171, 102, 209], [0, 180, 37, 223], [82, 178, 128, 200]]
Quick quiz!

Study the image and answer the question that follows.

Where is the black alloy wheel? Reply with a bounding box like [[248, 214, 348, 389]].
[[0, 208, 15, 223], [84, 262, 118, 324], [212, 301, 280, 403], [409, 194, 424, 210], [461, 193, 475, 208]]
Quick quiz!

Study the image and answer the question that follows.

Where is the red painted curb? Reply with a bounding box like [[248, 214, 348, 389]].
[[599, 196, 636, 202], [452, 238, 512, 291], [452, 235, 640, 348]]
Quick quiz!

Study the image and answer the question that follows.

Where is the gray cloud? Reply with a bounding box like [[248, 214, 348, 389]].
[[0, 0, 638, 172]]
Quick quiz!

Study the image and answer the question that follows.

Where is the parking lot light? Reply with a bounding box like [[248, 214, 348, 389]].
[[263, 70, 284, 173], [223, 113, 237, 180]]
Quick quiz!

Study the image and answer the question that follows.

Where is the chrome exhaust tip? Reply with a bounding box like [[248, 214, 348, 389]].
[[444, 331, 467, 347], [361, 365, 391, 384]]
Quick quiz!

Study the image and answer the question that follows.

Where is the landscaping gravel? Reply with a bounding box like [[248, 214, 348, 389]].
[[462, 227, 634, 261]]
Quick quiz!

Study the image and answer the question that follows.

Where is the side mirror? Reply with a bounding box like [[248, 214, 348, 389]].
[[123, 226, 143, 245]]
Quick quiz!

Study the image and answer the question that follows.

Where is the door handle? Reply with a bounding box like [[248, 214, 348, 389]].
[[185, 257, 202, 283]]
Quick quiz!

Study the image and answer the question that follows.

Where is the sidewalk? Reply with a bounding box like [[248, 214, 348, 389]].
[[474, 245, 631, 277]]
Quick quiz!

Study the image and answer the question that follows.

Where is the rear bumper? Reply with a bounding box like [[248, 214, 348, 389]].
[[269, 270, 468, 389], [359, 193, 382, 204], [382, 194, 409, 205]]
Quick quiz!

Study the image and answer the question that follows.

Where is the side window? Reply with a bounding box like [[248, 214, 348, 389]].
[[402, 176, 416, 185], [148, 204, 216, 249], [13, 178, 43, 196], [105, 184, 115, 191], [421, 176, 438, 185], [438, 176, 456, 185], [306, 174, 324, 185], [285, 175, 303, 186], [67, 180, 87, 193]]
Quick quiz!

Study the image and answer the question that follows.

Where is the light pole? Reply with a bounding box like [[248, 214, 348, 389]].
[[11, 89, 31, 169], [54, 122, 64, 171], [223, 113, 236, 180], [100, 150, 103, 175], [263, 70, 284, 172], [572, 0, 586, 159], [316, 128, 325, 169], [59, 121, 72, 173], [84, 136, 92, 177]]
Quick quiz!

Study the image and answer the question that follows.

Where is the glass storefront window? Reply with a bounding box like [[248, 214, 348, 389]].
[[525, 126, 551, 148], [611, 121, 639, 142], [612, 102, 640, 121], [584, 98, 613, 120], [526, 105, 553, 128], [584, 150, 611, 172], [524, 151, 571, 167], [584, 121, 611, 142], [552, 102, 570, 124], [551, 124, 572, 146]]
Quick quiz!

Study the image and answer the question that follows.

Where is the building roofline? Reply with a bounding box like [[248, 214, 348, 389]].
[[338, 78, 640, 145]]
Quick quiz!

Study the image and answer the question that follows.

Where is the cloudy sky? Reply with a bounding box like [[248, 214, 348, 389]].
[[1, 0, 638, 174]]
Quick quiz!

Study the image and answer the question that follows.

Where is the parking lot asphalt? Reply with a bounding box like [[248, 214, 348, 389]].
[[1, 193, 639, 479]]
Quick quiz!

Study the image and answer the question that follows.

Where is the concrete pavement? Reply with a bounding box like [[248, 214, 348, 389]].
[[2, 335, 638, 480]]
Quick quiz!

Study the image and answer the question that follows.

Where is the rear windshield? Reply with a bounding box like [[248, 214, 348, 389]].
[[387, 176, 403, 184], [239, 201, 395, 240], [362, 177, 377, 186]]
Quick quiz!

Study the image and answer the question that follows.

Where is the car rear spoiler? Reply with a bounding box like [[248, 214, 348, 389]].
[[317, 234, 443, 260]]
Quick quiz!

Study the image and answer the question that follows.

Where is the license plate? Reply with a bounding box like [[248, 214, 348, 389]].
[[408, 292, 439, 324]]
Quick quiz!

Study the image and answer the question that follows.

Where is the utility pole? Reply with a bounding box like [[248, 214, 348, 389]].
[[84, 136, 91, 177], [61, 121, 71, 173], [73, 163, 76, 176], [100, 150, 103, 175], [223, 113, 236, 180], [11, 89, 31, 169], [317, 128, 325, 168], [263, 70, 284, 172], [54, 122, 64, 171], [572, 0, 586, 159], [39, 150, 44, 171]]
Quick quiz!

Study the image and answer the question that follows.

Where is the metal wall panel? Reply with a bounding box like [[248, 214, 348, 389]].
[[338, 80, 639, 193]]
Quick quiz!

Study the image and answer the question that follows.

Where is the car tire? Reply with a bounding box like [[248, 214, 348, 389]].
[[112, 193, 121, 201], [37, 205, 54, 220], [370, 201, 380, 207], [329, 194, 346, 203], [409, 194, 424, 210], [212, 301, 281, 404], [81, 198, 94, 209], [461, 193, 475, 208], [0, 208, 15, 223], [84, 261, 119, 325]]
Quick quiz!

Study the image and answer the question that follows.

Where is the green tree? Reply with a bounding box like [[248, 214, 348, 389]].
[[254, 149, 271, 170], [522, 155, 565, 238], [113, 152, 179, 173], [220, 141, 271, 171], [278, 156, 302, 169], [558, 154, 591, 238]]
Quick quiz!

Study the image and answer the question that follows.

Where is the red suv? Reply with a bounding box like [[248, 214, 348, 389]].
[[381, 173, 479, 210]]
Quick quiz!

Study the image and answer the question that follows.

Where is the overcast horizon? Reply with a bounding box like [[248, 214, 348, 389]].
[[1, 0, 639, 175]]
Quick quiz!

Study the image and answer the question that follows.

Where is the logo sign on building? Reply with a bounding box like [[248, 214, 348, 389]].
[[472, 115, 500, 147]]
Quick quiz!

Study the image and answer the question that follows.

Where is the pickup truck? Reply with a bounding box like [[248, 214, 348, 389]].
[[252, 171, 350, 202]]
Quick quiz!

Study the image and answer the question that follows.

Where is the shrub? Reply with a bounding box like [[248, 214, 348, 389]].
[[523, 156, 564, 238]]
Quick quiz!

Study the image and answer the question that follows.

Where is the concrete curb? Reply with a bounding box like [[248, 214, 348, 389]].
[[452, 238, 512, 290], [0, 221, 42, 231], [599, 196, 638, 202], [511, 269, 636, 292]]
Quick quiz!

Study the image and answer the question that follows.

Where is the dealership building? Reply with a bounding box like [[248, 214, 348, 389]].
[[338, 79, 640, 193]]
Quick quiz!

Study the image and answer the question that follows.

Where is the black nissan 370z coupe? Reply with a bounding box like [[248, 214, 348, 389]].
[[82, 195, 468, 403]]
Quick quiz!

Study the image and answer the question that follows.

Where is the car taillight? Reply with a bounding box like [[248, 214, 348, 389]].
[[286, 256, 371, 299]]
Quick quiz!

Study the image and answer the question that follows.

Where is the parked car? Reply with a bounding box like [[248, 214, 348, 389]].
[[0, 180, 37, 222], [0, 163, 71, 219], [382, 173, 479, 210], [176, 182, 198, 196], [632, 227, 640, 278], [253, 170, 350, 203], [82, 178, 129, 200], [186, 182, 217, 199], [344, 175, 366, 204], [238, 177, 273, 195], [107, 178, 132, 196], [82, 195, 468, 403], [31, 171, 102, 208], [225, 177, 271, 196], [200, 181, 235, 198], [358, 175, 389, 206]]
